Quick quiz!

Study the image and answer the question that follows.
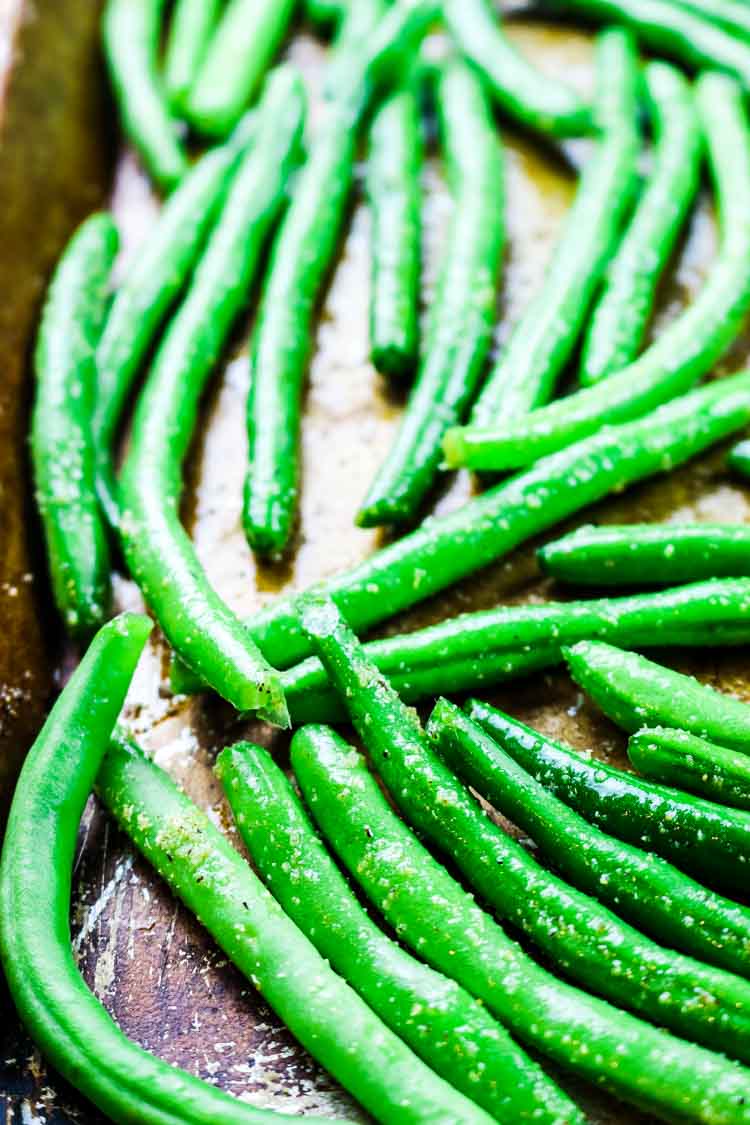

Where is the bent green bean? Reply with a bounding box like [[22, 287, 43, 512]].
[[629, 726, 750, 810], [32, 214, 118, 640], [102, 0, 188, 191], [99, 734, 493, 1125], [164, 0, 223, 111], [433, 699, 750, 979], [356, 59, 504, 527], [119, 67, 305, 724], [367, 84, 422, 379], [444, 73, 750, 471], [580, 61, 702, 384], [292, 724, 750, 1125], [538, 522, 750, 585], [299, 596, 750, 1062], [469, 27, 639, 429], [184, 0, 296, 136], [467, 696, 750, 893], [217, 742, 579, 1124]]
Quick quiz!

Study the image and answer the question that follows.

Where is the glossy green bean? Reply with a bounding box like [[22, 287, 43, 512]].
[[32, 214, 118, 640], [184, 0, 296, 136], [443, 0, 591, 137], [163, 0, 223, 111], [469, 27, 640, 429], [99, 734, 492, 1125], [357, 59, 504, 527], [102, 0, 188, 191], [217, 742, 578, 1124], [580, 61, 702, 384], [629, 726, 750, 810], [729, 438, 750, 478], [367, 84, 422, 379], [299, 595, 750, 1062], [94, 138, 246, 529], [673, 0, 750, 37], [266, 576, 750, 721], [538, 522, 750, 585], [292, 724, 750, 1125], [170, 370, 750, 690], [543, 0, 750, 84], [444, 73, 750, 471], [434, 699, 750, 979], [119, 67, 305, 724], [467, 695, 750, 893], [567, 639, 750, 751]]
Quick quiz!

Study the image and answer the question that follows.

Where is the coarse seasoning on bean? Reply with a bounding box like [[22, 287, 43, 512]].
[[629, 726, 750, 811]]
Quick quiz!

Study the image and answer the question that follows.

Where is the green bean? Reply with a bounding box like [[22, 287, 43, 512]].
[[184, 0, 296, 137], [102, 0, 188, 191], [542, 0, 750, 85], [100, 734, 493, 1125], [264, 576, 750, 722], [566, 639, 750, 752], [217, 742, 578, 1124], [32, 214, 118, 641], [324, 0, 390, 101], [674, 0, 750, 38], [299, 595, 750, 1063], [94, 138, 246, 529], [580, 61, 703, 385], [119, 67, 305, 724], [168, 370, 750, 692], [538, 522, 750, 585], [163, 0, 223, 112], [433, 699, 750, 980], [292, 724, 750, 1125], [305, 0, 345, 26], [629, 726, 750, 811], [468, 27, 640, 430], [443, 0, 591, 137], [356, 59, 504, 527], [467, 695, 750, 893], [367, 84, 422, 379], [444, 73, 750, 471], [729, 438, 750, 478]]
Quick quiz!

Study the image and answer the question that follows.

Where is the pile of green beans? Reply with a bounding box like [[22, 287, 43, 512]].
[[580, 60, 702, 384], [539, 522, 750, 585], [119, 66, 305, 725], [432, 699, 750, 978], [32, 214, 118, 640], [470, 26, 640, 429], [444, 72, 750, 472], [629, 726, 750, 810], [217, 742, 579, 1123], [292, 724, 750, 1124], [467, 697, 750, 892]]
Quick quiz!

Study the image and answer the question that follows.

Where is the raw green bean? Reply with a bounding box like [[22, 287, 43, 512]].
[[629, 726, 750, 810], [580, 61, 703, 384], [542, 0, 750, 85], [729, 438, 750, 478], [443, 0, 591, 137], [432, 699, 750, 979], [367, 84, 422, 379], [356, 59, 504, 527], [102, 0, 188, 191], [538, 522, 750, 585], [299, 595, 750, 1062], [469, 27, 640, 429], [183, 0, 296, 136], [467, 695, 750, 893], [567, 639, 750, 751], [674, 0, 750, 37], [32, 214, 118, 641], [170, 370, 750, 690], [119, 67, 305, 724], [163, 0, 223, 112], [292, 724, 750, 1125], [94, 138, 246, 529], [266, 576, 750, 722], [324, 0, 390, 101], [444, 73, 750, 471], [217, 742, 578, 1124], [99, 734, 493, 1125]]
